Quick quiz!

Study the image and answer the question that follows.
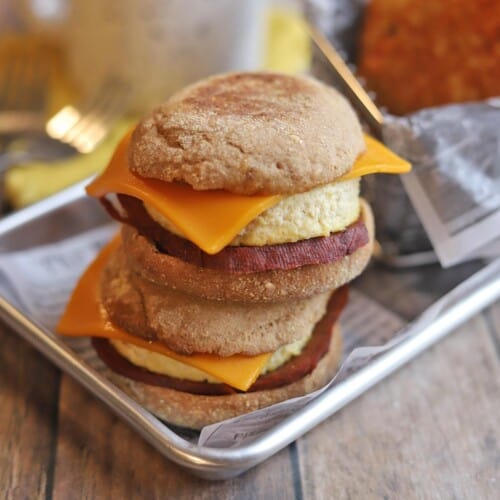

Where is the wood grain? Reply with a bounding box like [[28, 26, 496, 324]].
[[486, 301, 500, 356], [0, 327, 60, 500], [297, 313, 500, 500], [51, 375, 298, 500]]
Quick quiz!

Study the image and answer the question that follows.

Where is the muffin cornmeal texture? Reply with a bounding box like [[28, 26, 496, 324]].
[[57, 72, 409, 430]]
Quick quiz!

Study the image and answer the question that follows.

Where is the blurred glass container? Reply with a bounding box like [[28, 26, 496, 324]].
[[17, 0, 266, 113]]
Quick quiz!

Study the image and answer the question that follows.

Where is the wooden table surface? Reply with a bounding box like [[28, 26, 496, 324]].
[[1, 298, 499, 499]]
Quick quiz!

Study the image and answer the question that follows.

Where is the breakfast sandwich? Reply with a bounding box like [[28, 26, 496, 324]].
[[58, 72, 410, 429]]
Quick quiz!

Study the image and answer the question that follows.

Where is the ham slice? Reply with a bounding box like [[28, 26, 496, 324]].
[[92, 287, 348, 395], [101, 195, 368, 273]]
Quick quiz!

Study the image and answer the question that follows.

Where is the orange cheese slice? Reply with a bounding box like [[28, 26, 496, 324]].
[[56, 235, 271, 391], [339, 135, 411, 181], [86, 132, 283, 255], [86, 132, 410, 255]]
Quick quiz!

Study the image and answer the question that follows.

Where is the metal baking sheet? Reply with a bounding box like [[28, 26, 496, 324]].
[[1, 181, 500, 480]]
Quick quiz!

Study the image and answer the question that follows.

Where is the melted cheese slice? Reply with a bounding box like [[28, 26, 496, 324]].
[[86, 132, 410, 254], [339, 135, 411, 181], [56, 235, 271, 391], [86, 132, 283, 255]]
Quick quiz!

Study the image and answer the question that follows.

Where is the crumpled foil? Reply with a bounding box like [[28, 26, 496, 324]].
[[305, 0, 500, 264], [379, 100, 500, 259]]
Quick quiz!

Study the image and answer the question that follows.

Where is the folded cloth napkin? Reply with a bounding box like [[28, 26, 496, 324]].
[[4, 7, 310, 209]]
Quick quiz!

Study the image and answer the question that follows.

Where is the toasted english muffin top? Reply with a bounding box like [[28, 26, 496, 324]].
[[129, 72, 364, 195]]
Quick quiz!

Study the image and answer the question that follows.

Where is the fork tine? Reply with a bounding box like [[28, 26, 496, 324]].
[[9, 46, 37, 110], [70, 83, 127, 152], [11, 48, 34, 110], [45, 105, 81, 138], [0, 59, 10, 108], [25, 51, 50, 112], [49, 78, 129, 153], [60, 87, 113, 143]]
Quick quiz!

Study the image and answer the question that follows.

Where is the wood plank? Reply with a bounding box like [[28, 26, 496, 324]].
[[52, 374, 298, 499], [297, 314, 500, 500], [485, 301, 500, 357], [0, 325, 60, 500]]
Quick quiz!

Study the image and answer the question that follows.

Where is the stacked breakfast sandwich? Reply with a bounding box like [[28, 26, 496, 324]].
[[58, 72, 409, 429]]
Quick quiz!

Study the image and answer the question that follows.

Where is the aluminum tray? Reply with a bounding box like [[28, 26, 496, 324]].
[[1, 181, 500, 480]]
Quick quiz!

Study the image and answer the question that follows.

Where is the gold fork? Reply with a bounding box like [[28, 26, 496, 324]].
[[0, 38, 54, 136], [45, 77, 130, 154], [0, 76, 130, 173]]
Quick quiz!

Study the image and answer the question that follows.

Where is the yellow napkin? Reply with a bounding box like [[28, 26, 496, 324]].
[[4, 8, 310, 209], [264, 8, 311, 74]]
